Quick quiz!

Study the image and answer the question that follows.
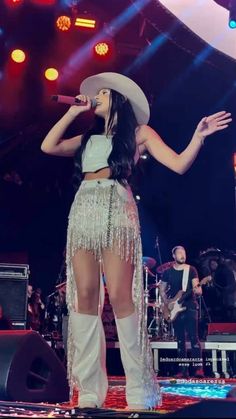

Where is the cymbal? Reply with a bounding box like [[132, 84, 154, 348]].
[[142, 257, 156, 269], [199, 248, 221, 258], [156, 261, 174, 273]]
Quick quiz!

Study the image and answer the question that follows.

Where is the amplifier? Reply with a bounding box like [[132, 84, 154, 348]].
[[0, 263, 30, 279], [0, 278, 28, 323]]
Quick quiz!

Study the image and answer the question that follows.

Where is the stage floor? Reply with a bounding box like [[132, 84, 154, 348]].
[[0, 377, 236, 418]]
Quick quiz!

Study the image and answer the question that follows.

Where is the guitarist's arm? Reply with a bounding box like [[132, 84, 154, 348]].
[[192, 277, 202, 296]]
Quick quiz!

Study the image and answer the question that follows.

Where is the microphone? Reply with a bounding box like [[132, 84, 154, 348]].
[[51, 95, 97, 108]]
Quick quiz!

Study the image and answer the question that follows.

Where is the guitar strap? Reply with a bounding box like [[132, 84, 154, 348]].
[[182, 264, 190, 292]]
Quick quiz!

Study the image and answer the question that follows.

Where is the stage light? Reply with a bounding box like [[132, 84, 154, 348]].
[[229, 14, 236, 28], [75, 17, 96, 29], [45, 68, 58, 81], [94, 42, 109, 56], [229, 19, 236, 28], [11, 49, 26, 63], [56, 15, 71, 31], [93, 40, 115, 62]]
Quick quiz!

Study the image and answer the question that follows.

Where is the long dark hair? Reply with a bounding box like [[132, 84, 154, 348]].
[[73, 89, 138, 190]]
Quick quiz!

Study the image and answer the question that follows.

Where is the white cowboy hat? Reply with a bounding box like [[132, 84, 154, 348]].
[[80, 72, 150, 125]]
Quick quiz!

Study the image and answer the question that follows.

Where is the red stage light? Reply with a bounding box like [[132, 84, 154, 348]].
[[45, 68, 59, 81], [7, 50, 27, 78], [94, 42, 109, 56], [56, 15, 71, 31], [93, 41, 115, 62], [11, 49, 26, 63]]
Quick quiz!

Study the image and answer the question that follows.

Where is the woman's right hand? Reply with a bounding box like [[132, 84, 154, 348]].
[[67, 94, 92, 117]]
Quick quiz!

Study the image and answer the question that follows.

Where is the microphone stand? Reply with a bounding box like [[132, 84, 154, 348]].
[[154, 236, 174, 340], [198, 293, 212, 340], [144, 265, 150, 333], [155, 235, 163, 266]]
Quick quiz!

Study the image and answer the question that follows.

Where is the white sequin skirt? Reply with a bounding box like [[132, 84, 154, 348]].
[[66, 178, 160, 407]]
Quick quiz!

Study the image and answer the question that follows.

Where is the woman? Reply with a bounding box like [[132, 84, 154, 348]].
[[41, 72, 231, 409]]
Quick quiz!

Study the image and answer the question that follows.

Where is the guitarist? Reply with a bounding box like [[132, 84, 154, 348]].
[[159, 245, 204, 378]]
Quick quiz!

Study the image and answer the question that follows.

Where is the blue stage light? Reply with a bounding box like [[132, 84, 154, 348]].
[[229, 18, 236, 28]]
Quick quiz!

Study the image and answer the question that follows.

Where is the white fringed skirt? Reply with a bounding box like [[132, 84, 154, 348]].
[[66, 178, 160, 407]]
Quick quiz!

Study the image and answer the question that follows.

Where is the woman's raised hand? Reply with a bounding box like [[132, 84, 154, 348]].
[[67, 94, 92, 117], [195, 111, 232, 139]]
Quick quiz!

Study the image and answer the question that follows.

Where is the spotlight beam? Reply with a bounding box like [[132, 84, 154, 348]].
[[125, 32, 168, 75]]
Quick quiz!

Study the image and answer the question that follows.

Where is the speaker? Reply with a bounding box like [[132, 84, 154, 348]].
[[0, 278, 28, 323], [166, 399, 236, 418], [0, 331, 69, 402]]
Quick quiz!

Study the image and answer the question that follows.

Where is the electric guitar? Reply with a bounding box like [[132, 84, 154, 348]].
[[162, 276, 212, 322]]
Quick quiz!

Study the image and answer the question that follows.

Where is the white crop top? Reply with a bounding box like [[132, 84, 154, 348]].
[[81, 134, 140, 173], [82, 135, 112, 173]]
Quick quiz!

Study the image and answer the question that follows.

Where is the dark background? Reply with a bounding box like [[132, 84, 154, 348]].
[[0, 0, 235, 297]]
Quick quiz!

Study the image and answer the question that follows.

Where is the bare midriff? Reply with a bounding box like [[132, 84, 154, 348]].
[[83, 167, 111, 180]]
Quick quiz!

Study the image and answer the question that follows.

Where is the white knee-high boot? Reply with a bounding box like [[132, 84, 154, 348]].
[[70, 311, 108, 407], [115, 311, 158, 409]]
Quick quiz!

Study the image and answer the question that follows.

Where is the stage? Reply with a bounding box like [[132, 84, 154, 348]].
[[0, 377, 236, 418]]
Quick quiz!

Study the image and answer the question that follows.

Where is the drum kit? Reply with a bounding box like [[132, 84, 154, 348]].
[[142, 256, 174, 340]]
